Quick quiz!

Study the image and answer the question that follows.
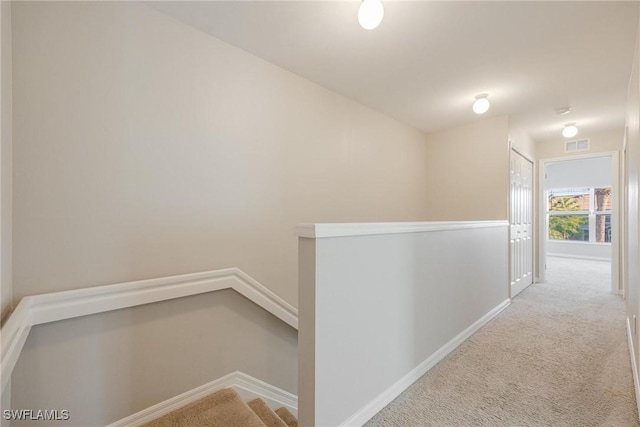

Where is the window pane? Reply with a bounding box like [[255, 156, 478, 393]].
[[596, 214, 611, 243], [548, 188, 589, 212], [549, 214, 589, 241], [594, 187, 612, 211]]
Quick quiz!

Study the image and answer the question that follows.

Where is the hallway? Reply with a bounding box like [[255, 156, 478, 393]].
[[366, 257, 638, 426]]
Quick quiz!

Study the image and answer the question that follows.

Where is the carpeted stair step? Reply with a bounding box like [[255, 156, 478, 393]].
[[142, 388, 266, 427], [274, 407, 298, 427], [247, 398, 288, 427]]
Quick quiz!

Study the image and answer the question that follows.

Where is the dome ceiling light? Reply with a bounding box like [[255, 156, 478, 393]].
[[358, 0, 384, 30], [562, 123, 578, 138], [472, 94, 490, 115]]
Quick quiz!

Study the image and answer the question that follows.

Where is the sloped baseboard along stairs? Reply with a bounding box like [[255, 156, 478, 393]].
[[141, 388, 297, 427]]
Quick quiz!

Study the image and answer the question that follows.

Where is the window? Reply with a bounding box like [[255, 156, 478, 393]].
[[547, 187, 611, 243]]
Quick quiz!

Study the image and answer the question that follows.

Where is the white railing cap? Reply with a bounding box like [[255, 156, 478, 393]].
[[296, 220, 509, 238]]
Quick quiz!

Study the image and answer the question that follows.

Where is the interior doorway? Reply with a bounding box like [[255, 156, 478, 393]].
[[539, 153, 620, 294]]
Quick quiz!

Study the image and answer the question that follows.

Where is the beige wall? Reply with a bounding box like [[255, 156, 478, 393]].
[[12, 1, 428, 308], [1, 0, 12, 323], [509, 123, 536, 160], [536, 128, 623, 160], [9, 2, 429, 422], [624, 11, 640, 394], [1, 1, 14, 415], [424, 115, 510, 220]]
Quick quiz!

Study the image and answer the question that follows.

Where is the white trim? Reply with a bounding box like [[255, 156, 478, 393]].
[[611, 151, 621, 294], [106, 371, 297, 427], [542, 151, 619, 164], [1, 268, 297, 393], [296, 220, 509, 239], [1, 298, 32, 392], [626, 318, 640, 420], [339, 298, 511, 427], [539, 159, 548, 283], [106, 372, 237, 427], [232, 372, 298, 416]]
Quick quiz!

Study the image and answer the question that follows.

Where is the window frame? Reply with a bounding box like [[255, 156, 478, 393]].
[[547, 186, 612, 244]]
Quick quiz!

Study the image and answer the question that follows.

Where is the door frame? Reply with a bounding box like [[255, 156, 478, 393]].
[[538, 151, 620, 294]]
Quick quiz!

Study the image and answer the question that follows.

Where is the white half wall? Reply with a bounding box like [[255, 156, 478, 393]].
[[298, 221, 509, 426]]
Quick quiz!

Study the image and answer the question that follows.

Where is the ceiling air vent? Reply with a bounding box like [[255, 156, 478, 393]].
[[564, 138, 590, 153]]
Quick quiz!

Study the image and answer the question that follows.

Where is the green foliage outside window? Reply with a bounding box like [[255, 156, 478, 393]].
[[548, 197, 588, 240]]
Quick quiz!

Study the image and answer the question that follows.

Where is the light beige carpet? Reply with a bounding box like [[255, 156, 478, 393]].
[[142, 388, 265, 427], [141, 388, 298, 427], [248, 398, 288, 427], [275, 407, 298, 427], [366, 257, 639, 426]]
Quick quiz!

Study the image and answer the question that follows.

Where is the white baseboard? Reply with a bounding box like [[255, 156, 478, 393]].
[[626, 317, 640, 421], [511, 278, 533, 297], [232, 372, 298, 416], [106, 371, 297, 427], [339, 298, 511, 427]]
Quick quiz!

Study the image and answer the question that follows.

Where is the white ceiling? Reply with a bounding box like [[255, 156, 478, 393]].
[[149, 1, 639, 142]]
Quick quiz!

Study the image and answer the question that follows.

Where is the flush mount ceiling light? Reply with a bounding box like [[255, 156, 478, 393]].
[[358, 0, 384, 30], [472, 94, 490, 115], [562, 123, 578, 138]]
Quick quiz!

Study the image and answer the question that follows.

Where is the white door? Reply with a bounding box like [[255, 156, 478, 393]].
[[510, 149, 534, 296]]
